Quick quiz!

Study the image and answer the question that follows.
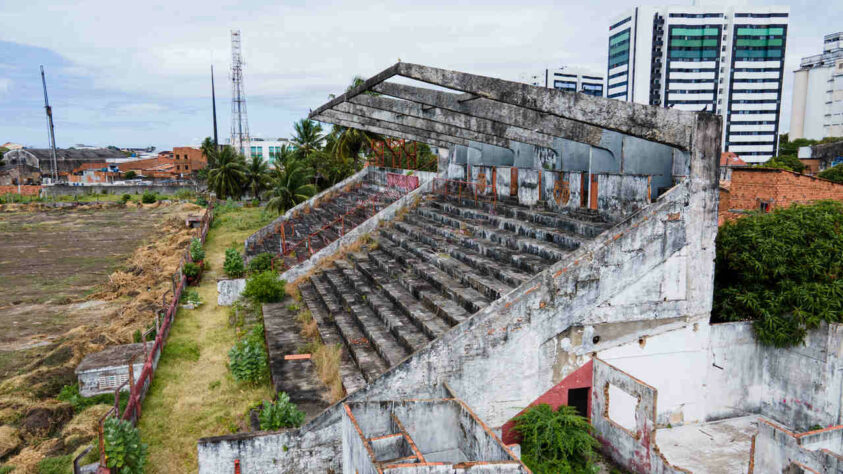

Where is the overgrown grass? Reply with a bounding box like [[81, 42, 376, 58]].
[[295, 308, 344, 402], [137, 204, 274, 473]]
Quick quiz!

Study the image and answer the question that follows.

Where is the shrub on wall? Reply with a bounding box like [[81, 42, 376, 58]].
[[223, 248, 245, 278], [247, 252, 273, 273], [818, 164, 843, 184], [183, 262, 200, 278], [228, 325, 269, 384], [713, 200, 843, 347], [242, 271, 285, 303], [258, 392, 305, 430], [513, 404, 598, 474], [103, 417, 148, 474]]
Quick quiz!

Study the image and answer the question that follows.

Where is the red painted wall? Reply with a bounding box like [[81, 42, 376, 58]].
[[501, 360, 593, 445]]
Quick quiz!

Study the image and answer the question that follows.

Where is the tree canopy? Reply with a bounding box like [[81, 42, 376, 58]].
[[712, 200, 843, 347], [818, 164, 843, 184]]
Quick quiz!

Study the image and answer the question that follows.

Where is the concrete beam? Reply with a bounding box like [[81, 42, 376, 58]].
[[393, 62, 696, 149], [333, 101, 513, 149], [371, 82, 609, 149], [313, 111, 465, 148], [347, 93, 557, 149]]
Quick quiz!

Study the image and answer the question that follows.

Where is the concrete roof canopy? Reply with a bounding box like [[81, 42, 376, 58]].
[[309, 63, 700, 152]]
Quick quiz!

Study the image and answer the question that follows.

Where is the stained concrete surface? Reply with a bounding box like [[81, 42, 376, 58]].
[[656, 416, 757, 473]]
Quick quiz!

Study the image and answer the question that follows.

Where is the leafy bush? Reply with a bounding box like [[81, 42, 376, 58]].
[[123, 170, 137, 180], [103, 417, 148, 474], [759, 154, 806, 173], [514, 404, 598, 474], [58, 383, 129, 413], [248, 252, 273, 273], [713, 201, 843, 347], [190, 237, 205, 262], [243, 271, 285, 303], [228, 325, 269, 384], [195, 196, 209, 207], [818, 164, 843, 184], [258, 392, 305, 430], [224, 248, 245, 278], [120, 193, 132, 204], [141, 191, 157, 204], [181, 288, 201, 306], [183, 262, 200, 278]]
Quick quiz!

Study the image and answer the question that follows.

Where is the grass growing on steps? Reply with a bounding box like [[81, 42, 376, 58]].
[[137, 206, 274, 473]]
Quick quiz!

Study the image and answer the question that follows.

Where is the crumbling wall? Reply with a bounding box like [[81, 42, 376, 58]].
[[590, 358, 685, 474], [753, 419, 843, 473]]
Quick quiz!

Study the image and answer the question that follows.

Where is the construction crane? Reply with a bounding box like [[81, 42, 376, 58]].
[[40, 65, 58, 183]]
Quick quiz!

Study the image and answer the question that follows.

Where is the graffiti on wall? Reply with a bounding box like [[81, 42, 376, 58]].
[[386, 173, 419, 191]]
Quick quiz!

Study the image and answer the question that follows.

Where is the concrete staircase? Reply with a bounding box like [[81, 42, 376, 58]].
[[299, 193, 613, 394], [246, 182, 402, 265]]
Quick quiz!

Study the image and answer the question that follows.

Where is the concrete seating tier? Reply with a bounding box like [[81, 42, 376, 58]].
[[299, 193, 613, 394], [265, 183, 402, 269]]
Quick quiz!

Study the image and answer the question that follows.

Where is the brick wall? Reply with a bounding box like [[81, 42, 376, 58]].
[[0, 185, 42, 196], [720, 168, 843, 223], [173, 147, 206, 173], [120, 156, 173, 171]]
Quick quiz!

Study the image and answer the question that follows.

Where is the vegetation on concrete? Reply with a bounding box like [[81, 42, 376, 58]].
[[257, 392, 305, 430], [189, 237, 205, 262], [247, 252, 273, 274], [818, 164, 843, 184], [242, 270, 286, 303], [228, 325, 269, 384], [223, 247, 245, 278], [513, 404, 599, 474], [713, 200, 843, 347], [777, 133, 842, 157], [103, 417, 148, 474], [141, 191, 157, 204], [182, 262, 200, 279], [58, 383, 128, 414]]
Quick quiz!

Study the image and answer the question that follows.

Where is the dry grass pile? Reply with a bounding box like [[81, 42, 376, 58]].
[[295, 308, 345, 403]]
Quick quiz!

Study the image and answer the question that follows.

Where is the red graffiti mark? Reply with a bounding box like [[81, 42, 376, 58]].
[[387, 173, 419, 191]]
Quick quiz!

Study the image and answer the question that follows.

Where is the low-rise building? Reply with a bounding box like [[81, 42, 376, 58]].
[[172, 146, 206, 174]]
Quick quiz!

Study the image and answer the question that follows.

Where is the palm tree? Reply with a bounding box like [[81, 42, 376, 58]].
[[200, 137, 217, 169], [208, 146, 247, 199], [265, 159, 317, 214], [270, 144, 295, 170], [291, 119, 324, 161], [244, 155, 271, 200]]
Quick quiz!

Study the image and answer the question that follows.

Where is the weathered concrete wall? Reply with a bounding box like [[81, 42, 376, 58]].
[[77, 361, 146, 397], [42, 183, 199, 197], [217, 278, 246, 306], [591, 358, 686, 474], [753, 419, 843, 473]]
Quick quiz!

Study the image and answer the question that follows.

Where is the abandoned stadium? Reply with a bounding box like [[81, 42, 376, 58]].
[[201, 63, 843, 473]]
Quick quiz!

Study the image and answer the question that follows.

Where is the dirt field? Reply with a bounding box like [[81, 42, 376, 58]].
[[0, 207, 168, 355]]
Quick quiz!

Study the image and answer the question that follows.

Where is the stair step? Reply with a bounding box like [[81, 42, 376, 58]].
[[298, 283, 367, 394], [414, 205, 569, 262], [333, 260, 431, 353], [350, 254, 451, 339], [310, 275, 389, 382], [323, 269, 410, 368]]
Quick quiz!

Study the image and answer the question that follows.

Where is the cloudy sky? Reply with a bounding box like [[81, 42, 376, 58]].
[[0, 0, 838, 151]]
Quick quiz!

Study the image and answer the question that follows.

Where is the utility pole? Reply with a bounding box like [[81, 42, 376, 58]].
[[211, 65, 219, 149], [40, 65, 58, 183]]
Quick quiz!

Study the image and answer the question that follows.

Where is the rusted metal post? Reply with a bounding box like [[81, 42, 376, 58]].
[[280, 222, 287, 254], [234, 459, 241, 474], [341, 215, 344, 236]]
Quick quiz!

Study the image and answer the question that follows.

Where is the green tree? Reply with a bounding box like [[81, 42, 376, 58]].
[[123, 170, 137, 179], [266, 159, 317, 214], [760, 155, 806, 173], [514, 404, 599, 474], [244, 154, 271, 200], [200, 136, 217, 169], [291, 119, 325, 162], [208, 146, 247, 199], [818, 164, 843, 183], [0, 146, 8, 166], [712, 201, 843, 347]]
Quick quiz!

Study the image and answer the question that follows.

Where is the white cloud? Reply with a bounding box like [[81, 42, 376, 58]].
[[0, 78, 11, 95]]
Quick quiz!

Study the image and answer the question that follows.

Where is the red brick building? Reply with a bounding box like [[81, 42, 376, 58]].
[[719, 168, 843, 224], [172, 147, 206, 174]]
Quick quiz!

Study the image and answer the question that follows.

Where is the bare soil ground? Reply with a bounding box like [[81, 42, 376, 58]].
[[0, 206, 168, 354]]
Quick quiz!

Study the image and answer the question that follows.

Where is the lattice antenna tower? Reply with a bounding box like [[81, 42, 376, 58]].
[[230, 29, 250, 156]]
